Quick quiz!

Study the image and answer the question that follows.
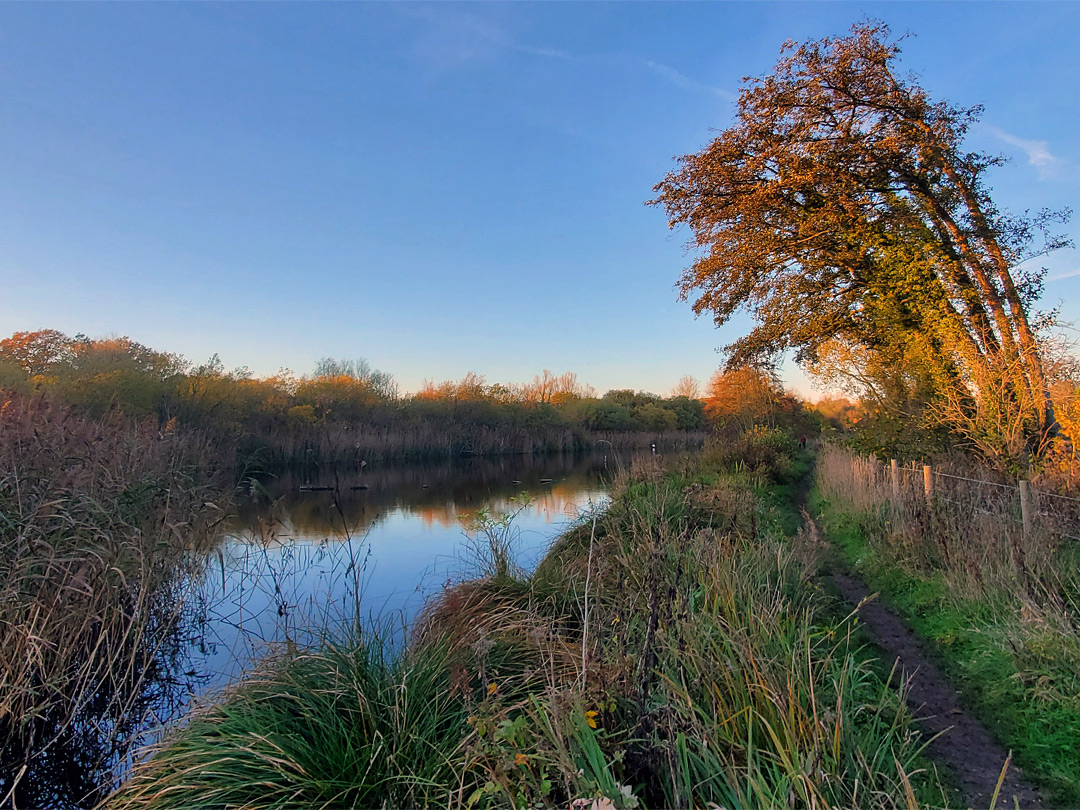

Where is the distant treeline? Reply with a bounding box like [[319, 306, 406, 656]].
[[0, 330, 708, 467]]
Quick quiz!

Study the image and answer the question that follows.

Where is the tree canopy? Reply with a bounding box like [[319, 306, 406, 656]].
[[0, 330, 73, 375], [705, 366, 788, 431], [651, 21, 1071, 468]]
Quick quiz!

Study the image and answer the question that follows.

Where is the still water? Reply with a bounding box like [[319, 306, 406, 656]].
[[188, 451, 622, 690], [18, 450, 698, 808]]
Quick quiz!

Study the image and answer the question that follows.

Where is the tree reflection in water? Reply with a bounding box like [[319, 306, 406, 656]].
[[7, 448, 696, 807]]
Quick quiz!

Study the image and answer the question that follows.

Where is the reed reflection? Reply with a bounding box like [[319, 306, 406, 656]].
[[194, 452, 623, 688], [226, 451, 618, 541]]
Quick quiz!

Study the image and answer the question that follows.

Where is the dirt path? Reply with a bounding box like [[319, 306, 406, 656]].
[[800, 502, 1046, 808], [829, 571, 1048, 809], [790, 455, 1045, 808]]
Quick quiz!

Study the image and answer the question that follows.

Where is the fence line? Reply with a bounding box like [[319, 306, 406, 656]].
[[865, 454, 1080, 542], [925, 470, 1018, 490], [1035, 489, 1080, 506], [892, 465, 1080, 503]]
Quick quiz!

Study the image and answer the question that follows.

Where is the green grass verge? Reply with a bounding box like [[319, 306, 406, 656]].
[[811, 488, 1080, 806]]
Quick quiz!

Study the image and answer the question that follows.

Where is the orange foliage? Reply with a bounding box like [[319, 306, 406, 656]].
[[0, 329, 72, 375], [704, 367, 788, 428]]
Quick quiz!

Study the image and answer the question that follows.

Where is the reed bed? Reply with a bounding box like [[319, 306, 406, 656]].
[[815, 443, 1080, 803], [0, 394, 226, 808], [111, 442, 945, 809], [240, 423, 706, 470]]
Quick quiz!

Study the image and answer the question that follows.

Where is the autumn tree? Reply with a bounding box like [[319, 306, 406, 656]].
[[1041, 335, 1080, 479], [805, 336, 942, 449], [68, 336, 185, 379], [812, 395, 866, 428], [416, 372, 488, 401], [519, 370, 594, 404], [314, 357, 397, 400], [705, 366, 789, 430], [0, 329, 73, 375], [651, 22, 1070, 470]]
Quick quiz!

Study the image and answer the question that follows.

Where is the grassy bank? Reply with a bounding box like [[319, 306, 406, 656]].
[[812, 445, 1080, 805], [111, 431, 947, 809], [0, 394, 228, 808]]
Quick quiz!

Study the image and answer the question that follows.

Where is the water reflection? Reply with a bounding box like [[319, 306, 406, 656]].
[[14, 450, 682, 808], [2, 577, 205, 810], [229, 451, 617, 538], [191, 451, 621, 689]]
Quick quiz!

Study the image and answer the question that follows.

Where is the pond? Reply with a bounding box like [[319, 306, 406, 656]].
[[21, 448, 690, 808], [188, 450, 622, 689]]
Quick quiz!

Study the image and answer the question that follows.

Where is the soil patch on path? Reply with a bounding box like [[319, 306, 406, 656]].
[[826, 561, 1047, 808]]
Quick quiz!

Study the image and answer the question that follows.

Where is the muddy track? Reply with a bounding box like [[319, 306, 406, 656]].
[[830, 570, 1047, 809], [800, 506, 1047, 809]]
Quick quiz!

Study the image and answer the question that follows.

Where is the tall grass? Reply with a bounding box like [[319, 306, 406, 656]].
[[111, 443, 945, 809], [0, 394, 226, 807], [815, 444, 1079, 613], [527, 472, 937, 809], [815, 443, 1080, 802]]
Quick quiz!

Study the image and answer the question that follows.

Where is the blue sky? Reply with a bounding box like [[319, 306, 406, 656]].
[[0, 2, 1076, 397]]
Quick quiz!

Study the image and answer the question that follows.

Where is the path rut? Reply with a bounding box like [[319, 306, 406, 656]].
[[802, 505, 1047, 808]]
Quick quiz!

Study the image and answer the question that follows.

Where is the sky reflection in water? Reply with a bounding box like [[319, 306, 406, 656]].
[[190, 452, 620, 688]]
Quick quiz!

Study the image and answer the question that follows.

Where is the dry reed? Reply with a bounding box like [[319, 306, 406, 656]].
[[0, 394, 226, 807]]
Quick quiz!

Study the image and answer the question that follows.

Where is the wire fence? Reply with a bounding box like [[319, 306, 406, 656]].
[[887, 459, 1080, 543], [815, 445, 1080, 620]]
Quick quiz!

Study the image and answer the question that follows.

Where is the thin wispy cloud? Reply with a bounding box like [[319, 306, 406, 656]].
[[1047, 267, 1080, 283], [394, 5, 571, 71], [397, 5, 734, 103], [987, 126, 1066, 180], [511, 42, 573, 61], [642, 59, 735, 100]]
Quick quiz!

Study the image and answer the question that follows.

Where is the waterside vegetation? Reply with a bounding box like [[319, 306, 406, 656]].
[[0, 338, 720, 806], [813, 445, 1080, 805], [110, 432, 953, 809], [0, 331, 707, 469], [0, 396, 227, 807]]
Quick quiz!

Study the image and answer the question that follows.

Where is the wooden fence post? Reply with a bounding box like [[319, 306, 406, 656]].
[[923, 464, 933, 505], [1019, 480, 1033, 538], [890, 459, 900, 502]]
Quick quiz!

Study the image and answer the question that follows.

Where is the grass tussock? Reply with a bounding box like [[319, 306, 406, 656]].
[[111, 639, 477, 809], [814, 443, 1080, 803], [110, 442, 946, 809], [0, 393, 226, 807]]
